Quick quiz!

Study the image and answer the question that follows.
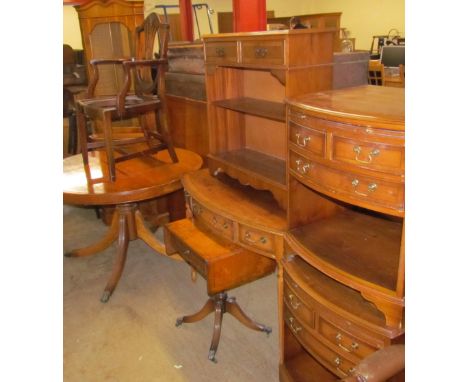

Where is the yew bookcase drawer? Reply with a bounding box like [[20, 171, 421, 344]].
[[284, 307, 356, 378], [238, 225, 276, 255], [190, 198, 234, 241], [205, 42, 238, 65], [331, 135, 404, 174], [289, 121, 326, 158], [289, 151, 404, 214], [317, 314, 381, 359], [284, 281, 315, 327], [241, 39, 285, 66]]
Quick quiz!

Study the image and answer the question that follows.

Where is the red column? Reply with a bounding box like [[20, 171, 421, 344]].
[[179, 0, 194, 41], [232, 0, 267, 32]]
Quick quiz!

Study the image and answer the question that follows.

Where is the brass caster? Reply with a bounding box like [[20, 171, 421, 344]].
[[208, 349, 217, 363], [100, 291, 111, 303], [175, 317, 184, 327]]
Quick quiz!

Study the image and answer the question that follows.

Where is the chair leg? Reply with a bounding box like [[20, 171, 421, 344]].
[[76, 109, 89, 165], [155, 109, 178, 163], [102, 111, 116, 182]]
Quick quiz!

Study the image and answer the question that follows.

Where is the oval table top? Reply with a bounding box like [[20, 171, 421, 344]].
[[63, 148, 203, 206]]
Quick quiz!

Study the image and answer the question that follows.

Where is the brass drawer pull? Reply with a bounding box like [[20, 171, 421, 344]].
[[254, 47, 268, 58], [351, 178, 378, 196], [336, 332, 359, 353], [353, 145, 380, 164], [215, 47, 225, 57], [288, 294, 301, 310], [295, 133, 311, 147], [244, 231, 267, 245], [295, 159, 311, 175], [192, 203, 203, 215], [211, 216, 229, 230], [288, 316, 302, 334]]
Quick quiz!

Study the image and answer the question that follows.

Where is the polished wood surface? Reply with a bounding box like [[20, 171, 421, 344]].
[[64, 148, 202, 206], [281, 86, 405, 381], [63, 148, 202, 302], [204, 30, 336, 210], [165, 218, 275, 362]]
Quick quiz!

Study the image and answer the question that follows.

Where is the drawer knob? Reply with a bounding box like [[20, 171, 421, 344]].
[[215, 47, 225, 57], [295, 133, 311, 147], [254, 47, 268, 58], [288, 316, 302, 334], [288, 294, 301, 310], [334, 357, 341, 366], [353, 145, 380, 164], [244, 231, 267, 245], [295, 159, 311, 175], [192, 204, 202, 215]]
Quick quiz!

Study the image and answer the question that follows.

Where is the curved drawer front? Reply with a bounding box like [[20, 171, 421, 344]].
[[190, 198, 234, 241], [284, 307, 356, 378], [317, 314, 381, 360], [241, 39, 285, 66], [289, 151, 404, 214], [289, 121, 326, 158], [331, 135, 404, 174], [238, 224, 276, 256], [284, 279, 315, 326], [205, 42, 238, 65]]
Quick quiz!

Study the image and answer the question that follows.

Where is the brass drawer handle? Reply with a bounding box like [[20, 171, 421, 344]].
[[244, 231, 267, 245], [351, 178, 378, 196], [254, 47, 268, 58], [192, 203, 203, 215], [295, 133, 311, 147], [212, 215, 229, 230], [288, 294, 301, 310], [295, 159, 311, 175], [288, 316, 302, 334], [336, 332, 359, 352], [215, 47, 225, 57], [353, 145, 380, 164]]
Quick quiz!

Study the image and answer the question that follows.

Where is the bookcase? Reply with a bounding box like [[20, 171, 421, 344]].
[[280, 86, 405, 381]]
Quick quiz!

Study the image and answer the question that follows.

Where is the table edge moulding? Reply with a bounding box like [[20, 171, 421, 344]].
[[280, 85, 405, 382]]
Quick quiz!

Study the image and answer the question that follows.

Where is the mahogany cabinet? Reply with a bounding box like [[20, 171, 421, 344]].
[[280, 86, 405, 381]]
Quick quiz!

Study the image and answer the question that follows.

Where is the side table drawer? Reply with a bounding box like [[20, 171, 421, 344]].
[[238, 224, 276, 256], [205, 42, 238, 65], [190, 198, 235, 241], [241, 39, 285, 66]]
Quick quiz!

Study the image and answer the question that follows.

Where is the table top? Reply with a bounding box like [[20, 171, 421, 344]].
[[286, 85, 405, 130], [63, 148, 203, 206]]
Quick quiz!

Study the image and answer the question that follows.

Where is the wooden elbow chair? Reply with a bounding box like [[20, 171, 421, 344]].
[[76, 12, 178, 181]]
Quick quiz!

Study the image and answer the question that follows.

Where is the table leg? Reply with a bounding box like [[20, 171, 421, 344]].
[[64, 212, 119, 257], [101, 211, 129, 303]]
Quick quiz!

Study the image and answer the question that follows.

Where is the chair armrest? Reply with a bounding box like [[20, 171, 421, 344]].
[[340, 345, 405, 382], [87, 58, 131, 98]]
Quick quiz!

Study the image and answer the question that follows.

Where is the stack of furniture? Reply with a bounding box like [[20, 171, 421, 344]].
[[281, 85, 405, 381], [163, 28, 405, 380]]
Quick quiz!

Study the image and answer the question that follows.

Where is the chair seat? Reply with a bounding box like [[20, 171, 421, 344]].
[[78, 94, 162, 120]]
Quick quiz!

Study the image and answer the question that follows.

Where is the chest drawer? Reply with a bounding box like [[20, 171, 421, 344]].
[[290, 151, 404, 214], [284, 307, 356, 378], [284, 280, 315, 327], [241, 39, 285, 66], [317, 314, 382, 359], [205, 42, 238, 65], [238, 224, 276, 256], [289, 121, 326, 158], [190, 198, 234, 241], [331, 135, 404, 174]]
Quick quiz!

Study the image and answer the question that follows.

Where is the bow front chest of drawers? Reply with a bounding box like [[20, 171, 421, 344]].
[[280, 86, 405, 381]]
